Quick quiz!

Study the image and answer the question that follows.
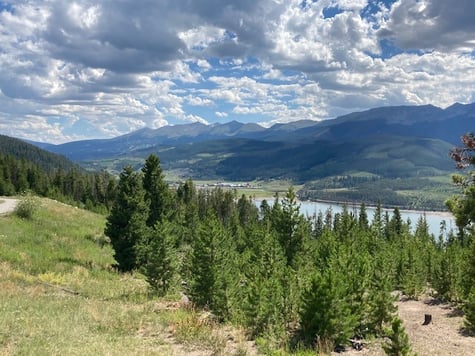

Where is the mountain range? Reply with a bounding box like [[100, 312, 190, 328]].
[[32, 103, 473, 183]]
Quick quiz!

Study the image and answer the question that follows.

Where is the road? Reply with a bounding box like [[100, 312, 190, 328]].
[[0, 198, 18, 214]]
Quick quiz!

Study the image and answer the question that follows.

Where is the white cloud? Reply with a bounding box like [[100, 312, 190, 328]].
[[0, 0, 474, 143], [186, 96, 214, 106]]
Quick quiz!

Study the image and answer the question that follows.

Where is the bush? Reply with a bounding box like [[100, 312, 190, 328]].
[[14, 193, 40, 219], [382, 317, 415, 356]]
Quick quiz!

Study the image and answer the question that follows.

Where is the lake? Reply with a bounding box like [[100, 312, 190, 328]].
[[255, 199, 456, 238]]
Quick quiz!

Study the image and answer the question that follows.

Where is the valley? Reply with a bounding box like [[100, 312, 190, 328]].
[[31, 103, 474, 211]]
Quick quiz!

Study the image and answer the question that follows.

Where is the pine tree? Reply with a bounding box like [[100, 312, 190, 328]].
[[136, 220, 176, 296], [367, 258, 397, 335], [382, 317, 415, 356], [273, 187, 308, 267], [390, 208, 403, 238], [189, 213, 230, 316], [235, 224, 288, 339], [299, 268, 356, 350], [463, 288, 475, 334], [447, 133, 475, 244], [142, 154, 170, 227], [359, 203, 369, 231], [105, 166, 148, 272]]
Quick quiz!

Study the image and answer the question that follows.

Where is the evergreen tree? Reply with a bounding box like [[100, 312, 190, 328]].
[[189, 213, 230, 317], [299, 270, 356, 350], [463, 287, 475, 334], [105, 166, 148, 272], [401, 242, 425, 299], [433, 247, 457, 300], [237, 194, 259, 227], [367, 258, 397, 335], [313, 211, 324, 239], [390, 208, 403, 237], [142, 154, 170, 227], [359, 203, 369, 231], [372, 202, 383, 238], [382, 317, 415, 356], [273, 187, 309, 267], [136, 220, 176, 296]]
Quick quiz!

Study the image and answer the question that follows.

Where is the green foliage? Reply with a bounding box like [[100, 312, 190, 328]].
[[136, 220, 176, 296], [142, 154, 171, 226], [300, 175, 456, 211], [447, 132, 475, 240], [0, 142, 117, 212], [84, 146, 474, 354], [382, 317, 415, 356], [0, 134, 78, 172], [367, 258, 397, 335], [299, 270, 356, 350], [104, 166, 148, 272], [14, 193, 40, 219], [463, 288, 475, 334], [272, 187, 310, 267], [237, 227, 288, 340], [189, 214, 229, 316]]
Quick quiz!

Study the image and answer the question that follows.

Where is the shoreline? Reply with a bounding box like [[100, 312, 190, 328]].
[[302, 198, 454, 218], [253, 196, 454, 218]]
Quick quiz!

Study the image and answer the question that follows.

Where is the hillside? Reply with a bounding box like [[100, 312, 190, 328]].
[[36, 103, 473, 179], [0, 198, 256, 355], [24, 103, 474, 209], [0, 135, 116, 211], [2, 195, 475, 355], [0, 135, 80, 172]]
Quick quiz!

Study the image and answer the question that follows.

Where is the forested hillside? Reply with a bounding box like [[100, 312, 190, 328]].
[[0, 135, 79, 172], [102, 139, 475, 354], [30, 103, 474, 210], [0, 135, 116, 212]]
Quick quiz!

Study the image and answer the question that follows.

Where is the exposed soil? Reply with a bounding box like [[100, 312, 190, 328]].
[[396, 296, 475, 356], [334, 295, 475, 356], [0, 198, 17, 214]]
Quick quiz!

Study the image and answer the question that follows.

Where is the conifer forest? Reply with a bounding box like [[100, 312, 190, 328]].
[[1, 133, 474, 353], [103, 134, 475, 353]]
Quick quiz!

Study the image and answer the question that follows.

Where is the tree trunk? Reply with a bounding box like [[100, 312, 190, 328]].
[[423, 314, 432, 325]]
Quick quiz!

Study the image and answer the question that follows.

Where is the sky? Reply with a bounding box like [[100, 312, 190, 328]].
[[1, 0, 475, 144]]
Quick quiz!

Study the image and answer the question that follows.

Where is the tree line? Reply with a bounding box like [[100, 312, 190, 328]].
[[0, 152, 117, 212], [105, 135, 475, 354]]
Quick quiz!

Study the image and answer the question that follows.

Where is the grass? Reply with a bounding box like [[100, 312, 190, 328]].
[[0, 198, 254, 355]]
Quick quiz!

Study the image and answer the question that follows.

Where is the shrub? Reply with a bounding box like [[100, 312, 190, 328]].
[[382, 317, 415, 356], [14, 193, 40, 219]]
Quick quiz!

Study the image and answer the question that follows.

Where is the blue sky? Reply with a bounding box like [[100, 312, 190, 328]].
[[0, 0, 474, 143]]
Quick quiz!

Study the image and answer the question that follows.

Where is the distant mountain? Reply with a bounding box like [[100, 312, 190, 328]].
[[0, 135, 80, 172], [29, 103, 475, 181]]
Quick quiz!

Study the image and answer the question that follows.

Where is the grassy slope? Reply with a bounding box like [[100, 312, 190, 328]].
[[0, 198, 254, 355]]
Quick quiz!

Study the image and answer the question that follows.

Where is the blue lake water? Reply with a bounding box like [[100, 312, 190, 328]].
[[256, 199, 456, 238]]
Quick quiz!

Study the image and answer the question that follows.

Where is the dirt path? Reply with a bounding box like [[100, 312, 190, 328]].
[[334, 296, 475, 356], [0, 198, 18, 214], [397, 297, 475, 356]]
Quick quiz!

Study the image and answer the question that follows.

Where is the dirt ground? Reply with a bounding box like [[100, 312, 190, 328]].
[[0, 198, 17, 214], [334, 295, 475, 356], [396, 296, 475, 356]]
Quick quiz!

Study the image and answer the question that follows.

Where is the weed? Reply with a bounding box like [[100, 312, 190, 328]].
[[172, 310, 227, 354]]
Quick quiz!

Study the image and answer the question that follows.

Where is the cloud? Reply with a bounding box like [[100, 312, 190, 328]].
[[0, 0, 474, 143], [378, 0, 475, 52], [215, 111, 228, 118]]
